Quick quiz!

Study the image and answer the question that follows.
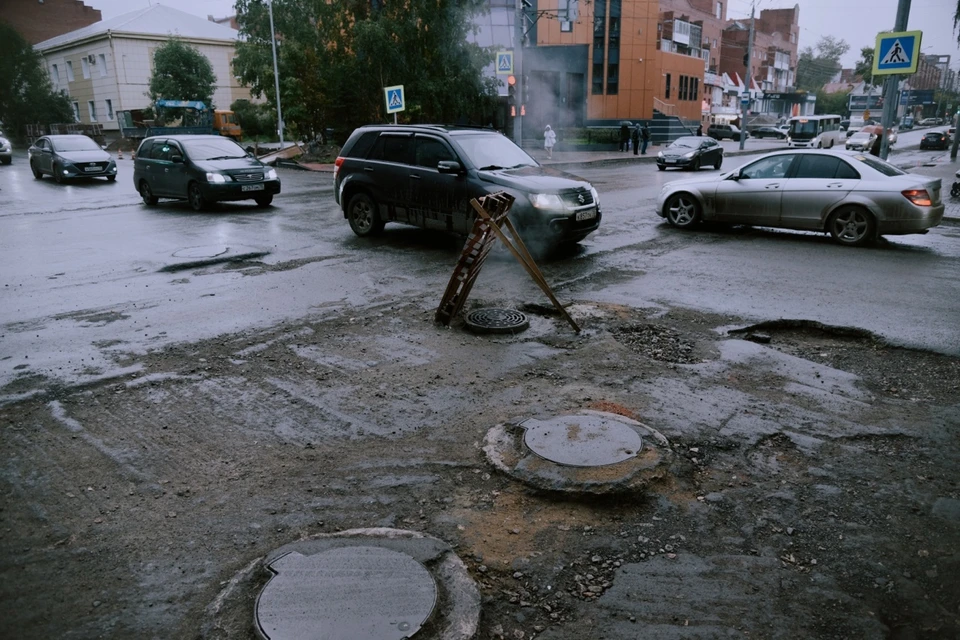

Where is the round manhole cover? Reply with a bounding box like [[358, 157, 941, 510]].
[[172, 246, 229, 259], [464, 308, 529, 334], [256, 545, 438, 640], [524, 414, 643, 467]]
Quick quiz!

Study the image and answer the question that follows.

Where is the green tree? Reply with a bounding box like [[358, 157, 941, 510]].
[[147, 38, 217, 108], [853, 46, 880, 87], [233, 0, 499, 141], [796, 35, 850, 92], [0, 22, 74, 140], [815, 89, 850, 116]]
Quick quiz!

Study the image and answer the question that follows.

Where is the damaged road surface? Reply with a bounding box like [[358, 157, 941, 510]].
[[1, 165, 959, 639]]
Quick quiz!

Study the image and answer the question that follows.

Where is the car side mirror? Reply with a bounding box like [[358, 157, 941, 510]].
[[730, 170, 743, 181], [437, 160, 463, 174], [170, 154, 184, 163]]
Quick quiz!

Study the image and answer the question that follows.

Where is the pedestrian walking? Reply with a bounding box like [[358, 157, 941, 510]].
[[869, 130, 882, 157], [631, 124, 641, 156], [640, 123, 651, 155], [696, 124, 703, 136], [543, 125, 557, 160], [619, 122, 630, 152]]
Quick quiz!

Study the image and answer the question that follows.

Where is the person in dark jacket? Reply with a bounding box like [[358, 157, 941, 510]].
[[640, 124, 651, 154], [631, 124, 641, 156], [696, 125, 703, 136], [869, 131, 882, 157], [619, 122, 630, 152]]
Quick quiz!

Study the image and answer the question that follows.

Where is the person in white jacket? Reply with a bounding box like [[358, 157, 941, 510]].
[[544, 125, 557, 159]]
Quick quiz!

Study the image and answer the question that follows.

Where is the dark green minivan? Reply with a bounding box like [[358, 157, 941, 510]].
[[133, 135, 281, 210]]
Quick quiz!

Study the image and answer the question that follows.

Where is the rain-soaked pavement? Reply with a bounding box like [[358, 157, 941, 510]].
[[2, 134, 958, 399]]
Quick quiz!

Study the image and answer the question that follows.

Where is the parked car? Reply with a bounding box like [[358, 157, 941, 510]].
[[839, 120, 851, 131], [334, 124, 601, 247], [845, 130, 877, 152], [0, 130, 11, 165], [900, 116, 914, 130], [655, 149, 944, 247], [919, 117, 940, 126], [133, 135, 280, 210], [656, 136, 723, 171], [751, 126, 787, 139], [920, 131, 950, 150], [776, 124, 790, 135], [707, 124, 747, 141], [28, 134, 116, 182]]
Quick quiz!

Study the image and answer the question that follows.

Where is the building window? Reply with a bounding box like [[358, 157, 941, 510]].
[[693, 78, 699, 101], [716, 1, 723, 19], [66, 61, 75, 82], [81, 57, 90, 79], [88, 101, 97, 122], [560, 20, 572, 32], [98, 54, 107, 77], [72, 102, 80, 121], [105, 99, 114, 120], [665, 73, 671, 100], [606, 2, 621, 95], [51, 64, 60, 86], [592, 0, 607, 94], [790, 32, 796, 44], [679, 75, 687, 100]]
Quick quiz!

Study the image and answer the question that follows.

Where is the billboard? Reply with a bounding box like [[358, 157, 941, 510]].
[[899, 90, 935, 106]]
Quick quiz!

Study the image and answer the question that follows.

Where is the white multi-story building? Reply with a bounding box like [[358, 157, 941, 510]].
[[35, 5, 251, 131]]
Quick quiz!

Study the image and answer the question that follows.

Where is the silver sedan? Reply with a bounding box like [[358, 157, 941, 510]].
[[655, 150, 944, 246]]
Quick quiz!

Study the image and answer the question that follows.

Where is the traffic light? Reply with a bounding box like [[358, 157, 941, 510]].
[[507, 74, 516, 117]]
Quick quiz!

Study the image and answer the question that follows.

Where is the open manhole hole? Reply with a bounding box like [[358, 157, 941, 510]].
[[464, 308, 529, 334], [484, 410, 673, 494], [245, 529, 480, 640]]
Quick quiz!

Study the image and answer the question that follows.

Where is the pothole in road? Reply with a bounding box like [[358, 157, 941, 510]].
[[484, 410, 674, 495]]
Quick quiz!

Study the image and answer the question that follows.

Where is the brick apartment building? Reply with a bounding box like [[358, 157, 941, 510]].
[[0, 0, 101, 45]]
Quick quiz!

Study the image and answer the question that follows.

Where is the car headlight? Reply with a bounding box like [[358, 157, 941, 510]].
[[205, 172, 228, 184], [682, 151, 696, 159], [265, 168, 278, 180], [529, 193, 564, 209], [658, 151, 664, 158], [589, 186, 599, 206]]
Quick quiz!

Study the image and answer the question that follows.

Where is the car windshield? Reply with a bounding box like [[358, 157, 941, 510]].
[[668, 137, 700, 149], [182, 137, 248, 160], [850, 133, 871, 140], [849, 154, 906, 177], [54, 136, 100, 152], [455, 133, 537, 170]]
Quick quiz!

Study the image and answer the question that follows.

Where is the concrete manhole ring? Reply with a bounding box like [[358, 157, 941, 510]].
[[464, 308, 529, 334], [207, 528, 480, 640], [483, 410, 673, 495]]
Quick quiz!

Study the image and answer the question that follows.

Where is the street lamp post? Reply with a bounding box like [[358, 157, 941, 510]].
[[266, 0, 285, 150]]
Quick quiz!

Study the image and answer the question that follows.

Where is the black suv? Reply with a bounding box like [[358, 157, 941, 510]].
[[133, 135, 281, 210], [334, 125, 601, 247], [706, 124, 747, 141]]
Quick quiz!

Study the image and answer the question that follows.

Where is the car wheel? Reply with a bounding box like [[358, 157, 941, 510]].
[[139, 180, 158, 205], [950, 184, 960, 198], [347, 192, 384, 237], [664, 192, 701, 229], [0, 157, 10, 165], [255, 194, 273, 207], [714, 156, 722, 170], [107, 175, 117, 182], [31, 162, 43, 179], [691, 157, 701, 171], [53, 164, 64, 184], [657, 165, 665, 171], [188, 182, 208, 211], [827, 206, 875, 247]]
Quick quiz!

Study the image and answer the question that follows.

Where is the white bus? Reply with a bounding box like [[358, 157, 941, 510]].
[[786, 115, 844, 149]]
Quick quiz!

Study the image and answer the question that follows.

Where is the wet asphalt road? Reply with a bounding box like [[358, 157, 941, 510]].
[[1, 139, 958, 400]]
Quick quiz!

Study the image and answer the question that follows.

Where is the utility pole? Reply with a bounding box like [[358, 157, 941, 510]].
[[739, 3, 754, 151], [879, 0, 911, 160], [513, 0, 525, 146], [266, 0, 284, 150]]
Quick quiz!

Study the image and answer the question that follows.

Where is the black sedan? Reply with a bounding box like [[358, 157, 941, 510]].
[[28, 134, 117, 183], [751, 126, 787, 139], [656, 136, 723, 171], [920, 131, 950, 150]]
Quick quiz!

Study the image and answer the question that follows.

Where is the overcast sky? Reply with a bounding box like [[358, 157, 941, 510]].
[[89, 0, 960, 71]]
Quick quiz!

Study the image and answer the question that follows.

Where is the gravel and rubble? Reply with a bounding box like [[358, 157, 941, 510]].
[[1, 300, 958, 639]]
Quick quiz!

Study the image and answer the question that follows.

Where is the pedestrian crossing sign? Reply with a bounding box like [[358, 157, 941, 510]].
[[872, 30, 922, 76], [385, 85, 405, 114], [496, 51, 514, 75]]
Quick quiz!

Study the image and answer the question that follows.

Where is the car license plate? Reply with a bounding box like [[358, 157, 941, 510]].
[[83, 167, 100, 172], [241, 184, 265, 192], [665, 160, 676, 164], [575, 209, 596, 221]]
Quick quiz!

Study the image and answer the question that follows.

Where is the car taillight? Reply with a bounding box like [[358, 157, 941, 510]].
[[902, 189, 932, 206], [334, 156, 344, 180]]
